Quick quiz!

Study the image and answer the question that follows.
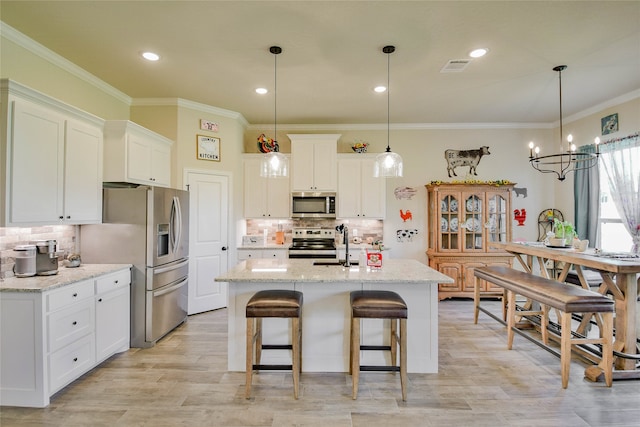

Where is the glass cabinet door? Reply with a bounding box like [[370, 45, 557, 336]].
[[439, 193, 459, 251], [486, 193, 508, 244], [463, 193, 483, 250]]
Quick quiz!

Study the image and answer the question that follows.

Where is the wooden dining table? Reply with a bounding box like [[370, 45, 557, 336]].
[[491, 241, 640, 380]]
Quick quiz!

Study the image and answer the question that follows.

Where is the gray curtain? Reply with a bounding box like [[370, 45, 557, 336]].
[[574, 144, 600, 244]]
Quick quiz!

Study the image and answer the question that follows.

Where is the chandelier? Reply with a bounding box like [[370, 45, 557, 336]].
[[528, 65, 599, 181], [373, 45, 403, 178], [260, 46, 289, 178]]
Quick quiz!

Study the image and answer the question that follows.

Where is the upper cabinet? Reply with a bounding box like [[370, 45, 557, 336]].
[[103, 120, 172, 187], [289, 134, 339, 192], [243, 155, 290, 218], [337, 156, 386, 219], [1, 80, 104, 227]]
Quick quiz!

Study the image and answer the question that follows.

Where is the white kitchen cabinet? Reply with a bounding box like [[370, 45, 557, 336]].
[[238, 248, 288, 261], [103, 120, 172, 187], [289, 134, 340, 192], [95, 269, 131, 363], [0, 266, 131, 407], [243, 156, 290, 218], [337, 156, 386, 219], [0, 80, 104, 227]]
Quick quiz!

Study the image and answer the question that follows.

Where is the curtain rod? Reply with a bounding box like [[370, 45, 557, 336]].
[[601, 130, 639, 145]]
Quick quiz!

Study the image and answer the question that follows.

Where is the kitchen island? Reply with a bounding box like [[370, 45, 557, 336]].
[[215, 258, 454, 373]]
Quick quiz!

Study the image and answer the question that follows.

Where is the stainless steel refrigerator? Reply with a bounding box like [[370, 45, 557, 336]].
[[81, 185, 189, 348]]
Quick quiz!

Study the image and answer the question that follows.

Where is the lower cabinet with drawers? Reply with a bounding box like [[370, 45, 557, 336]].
[[237, 247, 288, 261], [0, 266, 131, 407]]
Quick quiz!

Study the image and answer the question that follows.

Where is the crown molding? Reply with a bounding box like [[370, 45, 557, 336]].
[[131, 97, 249, 127], [1, 21, 132, 105], [246, 122, 554, 131], [561, 88, 640, 125]]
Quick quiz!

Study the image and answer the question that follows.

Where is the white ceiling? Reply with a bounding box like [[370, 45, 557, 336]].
[[2, 1, 639, 126]]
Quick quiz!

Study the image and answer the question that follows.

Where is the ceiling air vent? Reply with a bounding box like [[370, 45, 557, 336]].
[[440, 59, 472, 73]]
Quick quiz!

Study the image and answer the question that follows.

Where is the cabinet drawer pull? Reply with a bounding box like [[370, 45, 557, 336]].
[[98, 298, 103, 302], [73, 357, 78, 362], [114, 280, 119, 284], [72, 293, 78, 297], [72, 321, 77, 325]]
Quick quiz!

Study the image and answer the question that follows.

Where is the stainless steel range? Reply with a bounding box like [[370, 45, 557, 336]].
[[288, 227, 337, 259]]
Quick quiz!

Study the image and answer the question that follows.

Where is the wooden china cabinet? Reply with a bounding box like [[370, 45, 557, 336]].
[[426, 183, 515, 300]]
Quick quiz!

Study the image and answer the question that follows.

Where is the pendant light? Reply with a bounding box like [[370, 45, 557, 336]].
[[374, 45, 403, 178], [528, 65, 599, 181], [260, 46, 289, 178]]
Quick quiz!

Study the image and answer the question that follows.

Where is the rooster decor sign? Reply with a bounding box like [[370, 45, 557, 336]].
[[400, 209, 413, 222], [514, 208, 526, 226]]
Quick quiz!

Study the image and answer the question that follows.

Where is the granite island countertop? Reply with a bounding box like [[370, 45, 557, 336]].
[[215, 258, 454, 284], [0, 264, 132, 293]]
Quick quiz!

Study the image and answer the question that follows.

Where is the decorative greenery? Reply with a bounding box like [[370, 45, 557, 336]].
[[429, 179, 512, 186], [553, 218, 576, 239]]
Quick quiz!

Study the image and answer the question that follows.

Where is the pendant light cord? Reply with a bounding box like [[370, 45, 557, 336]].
[[553, 65, 567, 152], [383, 45, 395, 153], [558, 67, 563, 150], [274, 50, 277, 142], [386, 49, 390, 153], [270, 46, 282, 144]]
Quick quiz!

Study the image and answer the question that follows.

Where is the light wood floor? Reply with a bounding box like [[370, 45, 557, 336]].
[[2, 299, 639, 426]]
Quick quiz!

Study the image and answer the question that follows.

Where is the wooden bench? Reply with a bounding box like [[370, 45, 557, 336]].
[[473, 265, 614, 388]]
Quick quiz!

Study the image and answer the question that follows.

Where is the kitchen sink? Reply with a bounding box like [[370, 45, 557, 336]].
[[313, 260, 359, 266]]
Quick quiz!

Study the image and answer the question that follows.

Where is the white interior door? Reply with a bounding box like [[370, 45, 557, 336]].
[[185, 170, 229, 314]]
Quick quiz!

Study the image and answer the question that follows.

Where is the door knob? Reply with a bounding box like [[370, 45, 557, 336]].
[[221, 246, 227, 251]]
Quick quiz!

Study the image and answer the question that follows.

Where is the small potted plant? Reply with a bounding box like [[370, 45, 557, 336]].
[[552, 218, 576, 246]]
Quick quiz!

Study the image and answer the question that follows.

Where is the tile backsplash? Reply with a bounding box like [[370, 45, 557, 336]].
[[0, 225, 77, 279], [245, 219, 383, 245]]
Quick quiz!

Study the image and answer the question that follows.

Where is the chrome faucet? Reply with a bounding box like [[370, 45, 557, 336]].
[[336, 224, 350, 267]]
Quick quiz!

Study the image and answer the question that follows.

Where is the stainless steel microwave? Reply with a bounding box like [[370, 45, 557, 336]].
[[291, 192, 336, 218]]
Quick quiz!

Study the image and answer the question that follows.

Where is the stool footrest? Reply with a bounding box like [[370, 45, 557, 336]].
[[253, 364, 293, 370], [360, 365, 400, 372], [360, 345, 391, 351], [261, 344, 292, 350]]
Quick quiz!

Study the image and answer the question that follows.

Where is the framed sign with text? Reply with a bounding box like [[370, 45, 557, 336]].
[[197, 135, 220, 161]]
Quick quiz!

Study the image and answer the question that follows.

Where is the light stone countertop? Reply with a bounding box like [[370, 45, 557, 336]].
[[215, 258, 454, 284], [0, 264, 132, 293]]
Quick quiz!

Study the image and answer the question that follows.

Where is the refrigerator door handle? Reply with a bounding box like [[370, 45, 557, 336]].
[[153, 277, 188, 297], [153, 259, 189, 275], [170, 196, 182, 254]]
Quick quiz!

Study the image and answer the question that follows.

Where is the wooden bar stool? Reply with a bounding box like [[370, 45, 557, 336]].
[[350, 290, 407, 401], [245, 289, 303, 399]]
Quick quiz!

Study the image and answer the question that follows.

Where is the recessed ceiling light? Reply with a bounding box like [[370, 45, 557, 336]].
[[469, 48, 488, 58], [141, 52, 160, 61], [374, 86, 387, 93], [256, 87, 268, 94]]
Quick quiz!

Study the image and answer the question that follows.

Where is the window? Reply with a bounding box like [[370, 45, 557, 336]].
[[598, 142, 639, 252]]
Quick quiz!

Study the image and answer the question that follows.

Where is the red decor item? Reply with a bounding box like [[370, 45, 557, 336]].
[[367, 251, 383, 268], [400, 209, 413, 222], [514, 208, 527, 226]]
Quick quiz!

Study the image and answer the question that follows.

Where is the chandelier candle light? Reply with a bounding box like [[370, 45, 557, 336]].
[[528, 65, 599, 181], [260, 46, 289, 178], [374, 45, 403, 178]]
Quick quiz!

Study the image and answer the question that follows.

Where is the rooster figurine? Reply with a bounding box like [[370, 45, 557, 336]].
[[400, 209, 413, 222], [513, 208, 526, 226]]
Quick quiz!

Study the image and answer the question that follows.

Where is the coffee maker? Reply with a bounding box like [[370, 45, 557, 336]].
[[34, 240, 59, 276]]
